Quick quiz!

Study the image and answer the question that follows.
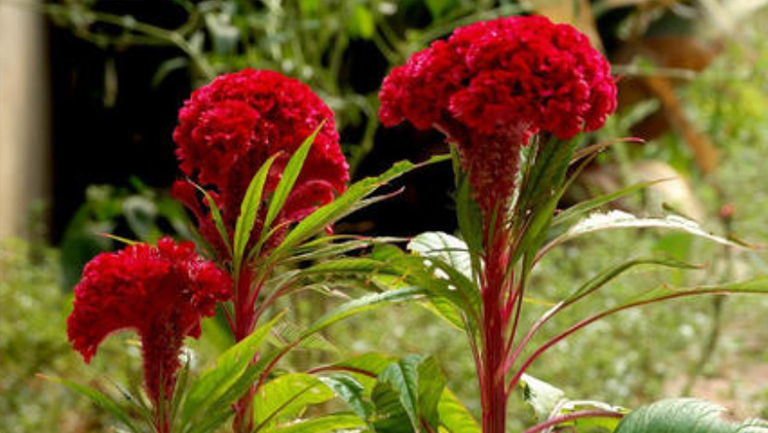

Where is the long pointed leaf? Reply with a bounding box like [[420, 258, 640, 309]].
[[552, 179, 670, 228], [302, 287, 425, 337], [271, 155, 450, 261], [182, 312, 284, 426], [549, 210, 745, 251], [193, 182, 232, 255], [233, 154, 278, 266], [261, 124, 323, 239], [40, 375, 139, 433]]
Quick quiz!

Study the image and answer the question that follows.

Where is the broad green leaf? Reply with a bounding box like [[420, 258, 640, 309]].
[[269, 413, 366, 433], [372, 355, 447, 432], [615, 399, 768, 433], [182, 312, 284, 425], [520, 374, 566, 422], [253, 373, 335, 430], [40, 375, 139, 433], [261, 125, 322, 240], [233, 155, 278, 265], [373, 355, 424, 432], [408, 232, 472, 280], [551, 210, 745, 250], [551, 179, 668, 228], [320, 374, 374, 422], [417, 357, 448, 429], [437, 389, 480, 433]]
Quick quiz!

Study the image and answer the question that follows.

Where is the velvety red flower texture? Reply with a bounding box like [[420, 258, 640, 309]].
[[379, 16, 617, 215], [67, 238, 231, 403], [173, 69, 349, 256]]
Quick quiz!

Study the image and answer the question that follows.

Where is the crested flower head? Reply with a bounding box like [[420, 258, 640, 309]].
[[67, 237, 231, 403], [379, 16, 617, 215], [173, 69, 350, 255]]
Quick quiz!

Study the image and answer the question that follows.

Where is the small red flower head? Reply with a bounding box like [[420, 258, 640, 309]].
[[173, 69, 349, 256], [379, 16, 617, 215], [67, 237, 231, 403]]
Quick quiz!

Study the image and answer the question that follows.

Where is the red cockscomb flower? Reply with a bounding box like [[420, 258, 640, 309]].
[[67, 237, 231, 403], [173, 69, 349, 256], [379, 16, 617, 215]]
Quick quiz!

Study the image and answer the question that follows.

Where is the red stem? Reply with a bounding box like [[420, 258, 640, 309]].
[[232, 266, 258, 433], [522, 410, 623, 433], [478, 224, 511, 433]]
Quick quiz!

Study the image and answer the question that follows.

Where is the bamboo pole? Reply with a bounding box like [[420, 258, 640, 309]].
[[0, 0, 50, 240]]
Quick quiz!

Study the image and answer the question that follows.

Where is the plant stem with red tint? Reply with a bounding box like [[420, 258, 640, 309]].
[[232, 266, 260, 433], [478, 219, 513, 433]]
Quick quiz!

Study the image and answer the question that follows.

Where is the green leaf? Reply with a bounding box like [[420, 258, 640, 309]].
[[373, 356, 423, 432], [372, 355, 447, 432], [233, 154, 278, 266], [261, 125, 323, 240], [253, 373, 335, 430], [41, 375, 139, 433], [349, 4, 375, 39], [550, 210, 745, 251], [408, 232, 472, 280], [552, 179, 668, 228], [320, 374, 375, 423], [416, 356, 447, 429], [561, 257, 701, 306], [269, 413, 366, 433], [437, 389, 481, 433], [452, 159, 484, 271], [272, 155, 450, 262], [182, 312, 284, 426], [331, 352, 398, 379], [302, 286, 425, 337], [512, 137, 580, 265], [519, 374, 566, 422], [615, 399, 768, 433], [193, 182, 232, 255]]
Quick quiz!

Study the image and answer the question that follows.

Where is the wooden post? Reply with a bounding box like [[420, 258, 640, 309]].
[[0, 0, 50, 240]]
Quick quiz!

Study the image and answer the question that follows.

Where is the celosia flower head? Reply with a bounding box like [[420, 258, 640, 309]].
[[379, 16, 617, 215], [173, 69, 349, 256], [67, 238, 231, 403]]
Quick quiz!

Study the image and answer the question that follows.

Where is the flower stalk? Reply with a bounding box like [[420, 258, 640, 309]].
[[379, 15, 617, 432]]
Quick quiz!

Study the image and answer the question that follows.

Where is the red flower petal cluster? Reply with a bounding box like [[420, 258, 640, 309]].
[[67, 238, 231, 403], [173, 69, 349, 255], [379, 16, 617, 215]]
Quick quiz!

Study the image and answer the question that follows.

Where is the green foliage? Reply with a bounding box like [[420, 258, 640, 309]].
[[615, 399, 768, 433], [59, 181, 192, 288], [0, 239, 141, 432], [180, 314, 284, 431]]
